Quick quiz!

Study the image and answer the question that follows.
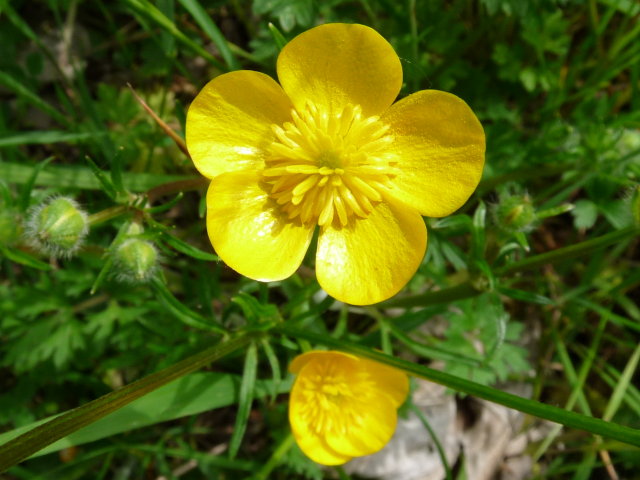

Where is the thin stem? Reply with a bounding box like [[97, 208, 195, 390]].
[[495, 226, 638, 276], [252, 433, 295, 480], [410, 403, 453, 480], [87, 205, 130, 226]]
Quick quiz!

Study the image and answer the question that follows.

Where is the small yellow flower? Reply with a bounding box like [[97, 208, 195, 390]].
[[186, 23, 485, 305], [288, 350, 409, 465]]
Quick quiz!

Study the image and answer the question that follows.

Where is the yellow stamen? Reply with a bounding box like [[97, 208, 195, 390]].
[[263, 102, 397, 228]]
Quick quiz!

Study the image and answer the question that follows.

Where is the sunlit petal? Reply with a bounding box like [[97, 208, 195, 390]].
[[277, 23, 402, 117], [186, 71, 293, 179], [381, 90, 485, 217], [206, 172, 313, 281], [316, 200, 427, 305]]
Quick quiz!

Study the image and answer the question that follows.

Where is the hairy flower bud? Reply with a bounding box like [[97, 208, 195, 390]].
[[493, 194, 536, 233], [25, 197, 89, 257], [113, 238, 158, 283]]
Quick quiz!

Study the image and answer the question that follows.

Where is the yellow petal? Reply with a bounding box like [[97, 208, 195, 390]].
[[289, 361, 354, 466], [289, 350, 358, 374], [316, 201, 427, 305], [277, 23, 402, 117], [186, 71, 293, 179], [359, 358, 409, 407], [381, 90, 485, 217], [206, 172, 313, 281], [324, 393, 397, 457]]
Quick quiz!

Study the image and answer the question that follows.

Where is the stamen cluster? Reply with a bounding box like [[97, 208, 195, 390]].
[[263, 103, 398, 227]]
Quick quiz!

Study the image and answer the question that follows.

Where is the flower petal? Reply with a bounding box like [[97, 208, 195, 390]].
[[289, 359, 354, 466], [381, 90, 485, 217], [359, 358, 409, 407], [277, 23, 402, 117], [316, 201, 427, 305], [206, 171, 313, 281], [324, 393, 397, 457], [289, 350, 358, 374], [186, 70, 293, 179], [290, 420, 353, 466]]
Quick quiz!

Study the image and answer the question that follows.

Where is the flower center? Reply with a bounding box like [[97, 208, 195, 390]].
[[296, 360, 372, 435], [263, 103, 398, 227]]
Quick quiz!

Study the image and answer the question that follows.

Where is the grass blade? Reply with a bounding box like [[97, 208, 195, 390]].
[[177, 0, 240, 70], [0, 332, 255, 472], [229, 342, 258, 458]]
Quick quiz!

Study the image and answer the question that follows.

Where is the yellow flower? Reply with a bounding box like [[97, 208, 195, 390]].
[[288, 350, 409, 465], [186, 23, 485, 305]]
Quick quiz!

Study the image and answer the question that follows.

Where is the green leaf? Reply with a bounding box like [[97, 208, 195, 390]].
[[572, 199, 598, 229], [0, 332, 255, 471], [0, 131, 97, 147], [603, 342, 640, 422], [19, 157, 53, 212], [0, 246, 51, 271], [232, 292, 281, 326], [0, 162, 195, 192], [124, 0, 226, 70], [267, 22, 288, 50], [151, 277, 226, 333], [0, 371, 291, 458], [497, 285, 554, 305], [0, 71, 69, 126], [177, 0, 240, 70], [261, 338, 282, 401], [159, 231, 219, 261], [85, 156, 118, 200], [229, 342, 258, 458]]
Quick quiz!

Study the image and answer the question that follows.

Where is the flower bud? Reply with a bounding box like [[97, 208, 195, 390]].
[[113, 238, 158, 283], [493, 194, 536, 233], [26, 197, 89, 257]]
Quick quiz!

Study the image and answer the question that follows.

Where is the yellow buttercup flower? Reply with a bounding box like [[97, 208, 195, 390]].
[[288, 350, 409, 465], [186, 23, 485, 305]]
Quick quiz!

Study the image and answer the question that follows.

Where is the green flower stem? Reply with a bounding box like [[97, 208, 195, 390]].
[[381, 281, 479, 308], [384, 226, 639, 309], [252, 433, 295, 480], [410, 403, 452, 480], [86, 178, 209, 227], [0, 332, 256, 473], [275, 325, 640, 448], [87, 205, 130, 226], [495, 226, 638, 276]]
